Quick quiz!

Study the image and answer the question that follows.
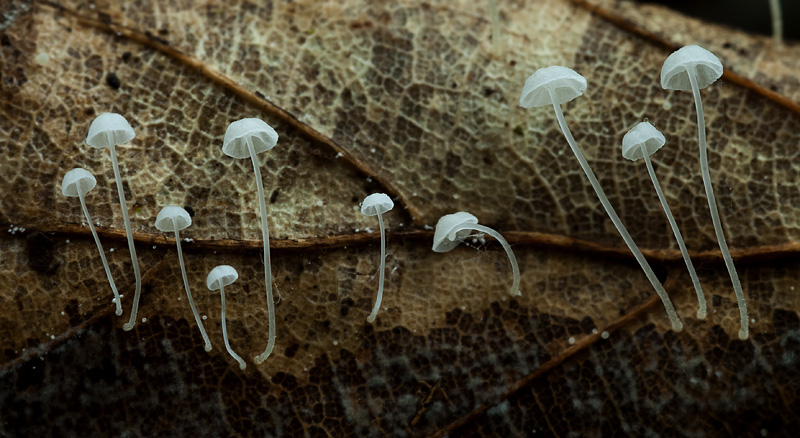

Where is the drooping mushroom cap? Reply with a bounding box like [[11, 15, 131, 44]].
[[360, 193, 394, 216], [85, 113, 135, 149], [154, 205, 192, 232], [519, 66, 587, 108], [432, 211, 479, 253], [222, 118, 279, 159], [61, 168, 97, 197], [661, 45, 723, 91], [621, 122, 666, 161], [206, 265, 239, 291]]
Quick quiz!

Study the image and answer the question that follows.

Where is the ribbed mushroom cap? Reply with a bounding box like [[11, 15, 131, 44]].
[[661, 45, 723, 91], [361, 193, 394, 216], [62, 168, 97, 197], [433, 212, 479, 253], [621, 122, 666, 161], [207, 265, 239, 291], [85, 113, 135, 149], [222, 118, 278, 159], [519, 66, 587, 108], [155, 205, 192, 232]]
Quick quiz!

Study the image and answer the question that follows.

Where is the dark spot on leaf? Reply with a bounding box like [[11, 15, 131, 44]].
[[105, 72, 120, 90], [26, 232, 59, 275], [121, 51, 131, 62], [184, 205, 195, 217], [270, 189, 279, 204], [284, 343, 299, 358]]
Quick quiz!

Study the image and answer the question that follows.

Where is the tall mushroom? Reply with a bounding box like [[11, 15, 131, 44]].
[[85, 113, 142, 331], [360, 193, 395, 323], [155, 205, 212, 352], [661, 45, 748, 339], [622, 121, 707, 319], [222, 118, 279, 364], [519, 66, 682, 332], [61, 168, 122, 316]]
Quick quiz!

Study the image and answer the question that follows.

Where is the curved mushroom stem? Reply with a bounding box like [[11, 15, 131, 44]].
[[174, 219, 212, 352], [108, 142, 143, 332], [78, 189, 122, 316], [367, 213, 388, 323], [220, 281, 246, 370], [452, 223, 521, 297], [247, 139, 276, 364], [688, 69, 748, 340], [641, 144, 707, 320], [548, 89, 683, 332]]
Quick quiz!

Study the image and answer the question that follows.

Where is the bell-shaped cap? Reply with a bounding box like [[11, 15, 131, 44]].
[[206, 265, 239, 291], [155, 205, 192, 232], [433, 211, 479, 253], [661, 45, 723, 91], [519, 66, 587, 108], [62, 168, 97, 197], [85, 113, 135, 149], [222, 118, 278, 159], [361, 193, 394, 216], [622, 122, 666, 161]]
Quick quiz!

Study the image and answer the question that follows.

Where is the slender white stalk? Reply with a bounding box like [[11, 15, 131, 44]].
[[688, 69, 748, 340], [487, 0, 501, 48], [174, 220, 212, 352], [367, 213, 388, 323], [642, 145, 707, 319], [78, 189, 122, 316], [548, 90, 682, 332], [220, 282, 246, 370], [453, 223, 520, 296], [109, 143, 143, 332], [249, 139, 276, 364], [769, 0, 783, 48]]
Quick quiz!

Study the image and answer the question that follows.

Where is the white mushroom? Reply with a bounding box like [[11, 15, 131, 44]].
[[207, 265, 245, 370], [360, 193, 395, 323]]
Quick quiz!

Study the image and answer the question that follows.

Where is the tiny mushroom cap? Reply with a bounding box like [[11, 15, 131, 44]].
[[222, 118, 279, 159], [207, 265, 239, 291], [361, 193, 394, 216], [622, 122, 666, 161], [155, 205, 192, 232], [661, 45, 723, 91], [61, 168, 97, 197], [519, 66, 587, 108], [433, 212, 479, 253], [85, 113, 135, 149]]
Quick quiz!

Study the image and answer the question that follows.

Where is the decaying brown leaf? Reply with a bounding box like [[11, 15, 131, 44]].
[[1, 0, 799, 436]]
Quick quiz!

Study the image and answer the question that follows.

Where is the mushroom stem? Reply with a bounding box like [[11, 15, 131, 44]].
[[367, 213, 388, 323], [248, 139, 276, 364], [453, 223, 520, 296], [641, 144, 707, 320], [687, 69, 748, 339], [769, 0, 783, 48], [109, 143, 143, 332], [220, 281, 246, 370], [173, 218, 212, 352], [77, 188, 122, 316], [548, 90, 682, 332]]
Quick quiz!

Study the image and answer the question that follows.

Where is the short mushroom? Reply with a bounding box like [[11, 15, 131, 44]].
[[661, 45, 747, 339], [622, 121, 707, 319], [519, 66, 682, 332], [85, 113, 142, 331], [222, 117, 278, 364], [61, 167, 122, 316], [360, 193, 394, 323], [155, 205, 211, 352], [207, 265, 245, 370], [433, 212, 520, 297]]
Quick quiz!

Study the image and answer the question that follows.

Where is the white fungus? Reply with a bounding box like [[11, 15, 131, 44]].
[[360, 193, 395, 323]]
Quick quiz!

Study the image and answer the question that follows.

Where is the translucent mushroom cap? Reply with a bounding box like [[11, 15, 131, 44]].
[[361, 193, 394, 216], [61, 168, 97, 197], [661, 45, 723, 91], [85, 113, 135, 149], [433, 211, 479, 253], [621, 122, 666, 161], [206, 265, 239, 291], [519, 66, 587, 108], [154, 205, 192, 232], [222, 118, 279, 159]]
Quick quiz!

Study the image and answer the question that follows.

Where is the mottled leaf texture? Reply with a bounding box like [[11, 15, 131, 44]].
[[1, 0, 799, 436]]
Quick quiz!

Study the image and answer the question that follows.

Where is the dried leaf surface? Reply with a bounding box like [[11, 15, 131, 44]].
[[1, 0, 799, 436]]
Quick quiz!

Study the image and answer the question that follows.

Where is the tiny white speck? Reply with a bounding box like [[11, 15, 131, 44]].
[[142, 318, 147, 323], [751, 318, 756, 323], [50, 335, 55, 340], [568, 337, 575, 345], [202, 315, 207, 320], [592, 328, 598, 334], [66, 239, 70, 243], [424, 224, 433, 230], [333, 340, 338, 346], [601, 331, 609, 339], [335, 152, 343, 158], [452, 194, 459, 199], [370, 148, 376, 153], [60, 311, 65, 315], [36, 52, 49, 66], [109, 248, 114, 252], [461, 305, 466, 310], [355, 228, 360, 232], [152, 246, 157, 249], [761, 428, 768, 437]]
